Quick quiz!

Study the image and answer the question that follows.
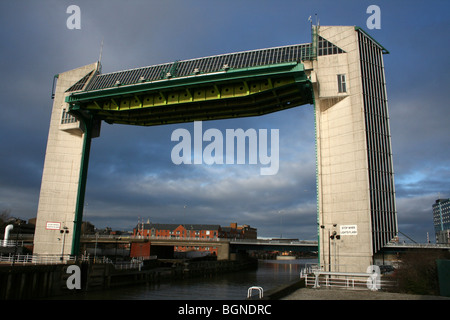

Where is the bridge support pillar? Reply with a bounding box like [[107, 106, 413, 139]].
[[33, 62, 99, 259], [308, 26, 396, 273], [217, 242, 230, 260]]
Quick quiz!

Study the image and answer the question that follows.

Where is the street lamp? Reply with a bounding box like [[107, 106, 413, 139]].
[[94, 232, 99, 262], [320, 223, 340, 272], [278, 210, 283, 239], [60, 226, 69, 262], [329, 225, 341, 272]]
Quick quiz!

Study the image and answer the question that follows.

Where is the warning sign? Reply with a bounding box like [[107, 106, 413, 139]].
[[46, 222, 61, 230], [340, 225, 357, 235]]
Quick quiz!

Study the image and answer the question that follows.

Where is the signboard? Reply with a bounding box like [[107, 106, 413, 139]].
[[340, 225, 357, 235], [46, 222, 61, 230]]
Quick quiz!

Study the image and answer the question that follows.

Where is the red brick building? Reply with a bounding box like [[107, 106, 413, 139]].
[[134, 223, 220, 239], [131, 222, 257, 258]]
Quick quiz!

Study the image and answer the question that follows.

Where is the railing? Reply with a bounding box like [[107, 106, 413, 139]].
[[385, 242, 450, 249], [0, 254, 76, 265], [230, 238, 318, 245], [82, 234, 223, 242], [0, 253, 148, 272], [1, 240, 26, 247], [299, 263, 321, 278], [113, 260, 144, 271], [311, 271, 382, 291], [247, 286, 264, 299], [300, 264, 397, 291]]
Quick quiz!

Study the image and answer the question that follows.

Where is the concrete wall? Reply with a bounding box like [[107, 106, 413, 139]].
[[33, 63, 99, 258]]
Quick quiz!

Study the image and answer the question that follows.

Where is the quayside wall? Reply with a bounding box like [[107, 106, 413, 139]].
[[0, 258, 257, 299]]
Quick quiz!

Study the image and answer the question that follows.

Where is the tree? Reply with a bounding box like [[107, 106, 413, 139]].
[[0, 209, 12, 230], [396, 249, 450, 295]]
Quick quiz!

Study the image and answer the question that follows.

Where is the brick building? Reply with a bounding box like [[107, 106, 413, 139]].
[[220, 223, 257, 240], [131, 222, 257, 258], [134, 223, 220, 239]]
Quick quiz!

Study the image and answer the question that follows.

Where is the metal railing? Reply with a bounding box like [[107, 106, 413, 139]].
[[82, 234, 223, 242], [0, 253, 146, 271], [385, 242, 450, 249], [0, 254, 76, 265], [113, 260, 143, 271], [310, 271, 381, 291], [247, 286, 264, 299], [299, 263, 321, 278], [230, 238, 317, 245], [300, 264, 397, 291], [0, 240, 26, 247]]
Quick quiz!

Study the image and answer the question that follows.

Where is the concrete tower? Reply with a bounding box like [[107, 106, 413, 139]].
[[306, 26, 397, 272], [33, 62, 99, 260]]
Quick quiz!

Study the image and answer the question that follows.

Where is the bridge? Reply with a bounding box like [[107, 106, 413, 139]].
[[79, 235, 450, 258], [78, 235, 319, 260], [230, 239, 318, 253], [34, 25, 398, 272]]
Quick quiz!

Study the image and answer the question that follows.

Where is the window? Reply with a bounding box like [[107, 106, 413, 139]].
[[337, 74, 347, 93], [61, 108, 77, 124]]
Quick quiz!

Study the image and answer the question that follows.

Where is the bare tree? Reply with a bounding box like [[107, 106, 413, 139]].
[[0, 209, 12, 230]]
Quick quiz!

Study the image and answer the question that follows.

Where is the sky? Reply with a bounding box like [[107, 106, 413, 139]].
[[0, 0, 449, 243]]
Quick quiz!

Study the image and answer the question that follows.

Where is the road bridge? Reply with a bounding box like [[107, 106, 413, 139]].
[[79, 235, 319, 259], [230, 239, 318, 253]]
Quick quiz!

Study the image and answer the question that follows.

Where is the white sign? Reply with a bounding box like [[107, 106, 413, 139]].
[[46, 222, 61, 230], [340, 225, 357, 235]]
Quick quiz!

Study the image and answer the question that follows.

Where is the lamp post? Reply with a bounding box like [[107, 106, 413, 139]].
[[60, 226, 69, 262], [320, 223, 340, 272], [278, 210, 284, 239], [94, 232, 99, 262], [12, 221, 21, 267], [329, 224, 340, 272]]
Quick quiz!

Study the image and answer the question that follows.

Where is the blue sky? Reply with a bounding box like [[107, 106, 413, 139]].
[[0, 0, 449, 243]]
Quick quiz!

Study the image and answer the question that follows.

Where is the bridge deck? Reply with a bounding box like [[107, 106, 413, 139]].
[[74, 43, 315, 92], [65, 35, 345, 126]]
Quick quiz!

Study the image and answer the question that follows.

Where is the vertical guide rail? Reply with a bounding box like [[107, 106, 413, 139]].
[[71, 109, 94, 257]]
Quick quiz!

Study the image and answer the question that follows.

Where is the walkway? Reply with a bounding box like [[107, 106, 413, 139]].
[[281, 287, 450, 300]]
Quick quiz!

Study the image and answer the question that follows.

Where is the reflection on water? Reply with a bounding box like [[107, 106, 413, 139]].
[[71, 258, 317, 300]]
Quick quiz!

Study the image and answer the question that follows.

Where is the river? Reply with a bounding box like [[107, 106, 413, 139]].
[[71, 258, 317, 300]]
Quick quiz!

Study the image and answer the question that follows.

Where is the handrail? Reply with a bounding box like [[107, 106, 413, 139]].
[[247, 286, 264, 299], [82, 235, 223, 242], [312, 270, 381, 291], [0, 254, 76, 265]]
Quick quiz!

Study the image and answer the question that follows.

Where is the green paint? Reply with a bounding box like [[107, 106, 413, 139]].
[[70, 109, 93, 257]]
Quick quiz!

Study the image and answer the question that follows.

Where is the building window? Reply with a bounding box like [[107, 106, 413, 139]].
[[61, 108, 77, 124], [337, 74, 347, 93]]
